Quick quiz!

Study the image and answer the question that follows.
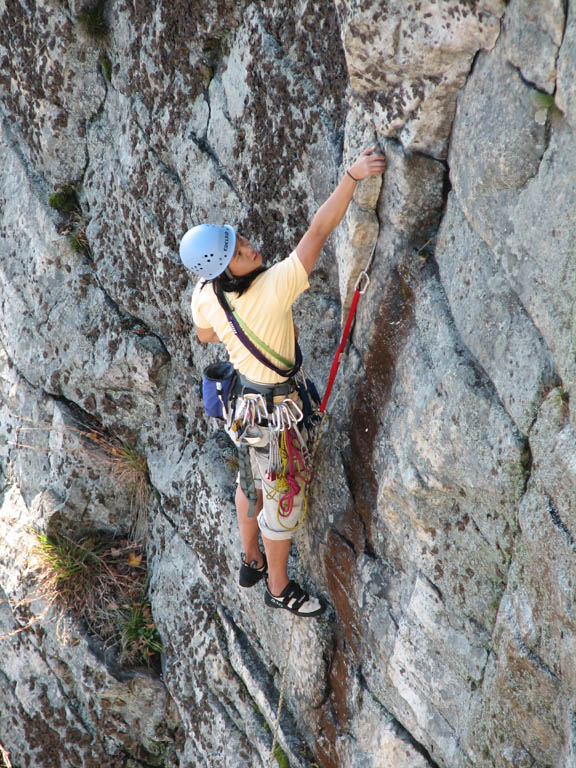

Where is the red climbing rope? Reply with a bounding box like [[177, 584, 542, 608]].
[[319, 268, 372, 413]]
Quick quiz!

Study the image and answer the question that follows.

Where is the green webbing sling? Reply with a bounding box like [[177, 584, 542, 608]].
[[237, 445, 258, 517], [229, 308, 294, 369]]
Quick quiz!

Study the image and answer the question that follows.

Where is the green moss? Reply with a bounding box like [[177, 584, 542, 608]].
[[99, 54, 112, 81], [77, 3, 109, 40], [273, 744, 291, 768], [49, 185, 79, 213], [533, 89, 563, 120], [533, 91, 555, 110]]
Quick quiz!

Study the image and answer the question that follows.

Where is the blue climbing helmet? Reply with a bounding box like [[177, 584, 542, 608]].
[[179, 224, 237, 279]]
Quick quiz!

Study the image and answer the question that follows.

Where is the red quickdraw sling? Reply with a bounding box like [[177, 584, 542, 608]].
[[319, 242, 376, 412]]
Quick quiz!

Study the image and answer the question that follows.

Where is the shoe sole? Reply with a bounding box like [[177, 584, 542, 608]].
[[264, 591, 326, 617]]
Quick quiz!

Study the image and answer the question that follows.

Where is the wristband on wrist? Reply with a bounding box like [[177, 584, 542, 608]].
[[346, 169, 360, 182]]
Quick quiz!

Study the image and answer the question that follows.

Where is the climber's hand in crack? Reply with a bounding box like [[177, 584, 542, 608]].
[[295, 145, 386, 276], [348, 145, 387, 181]]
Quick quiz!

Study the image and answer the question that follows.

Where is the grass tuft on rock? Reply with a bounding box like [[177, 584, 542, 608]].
[[67, 220, 91, 255], [77, 3, 109, 40], [49, 183, 92, 256], [81, 429, 151, 541], [31, 529, 162, 668], [118, 596, 163, 667]]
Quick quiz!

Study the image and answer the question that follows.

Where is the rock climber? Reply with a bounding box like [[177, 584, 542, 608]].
[[180, 146, 386, 617]]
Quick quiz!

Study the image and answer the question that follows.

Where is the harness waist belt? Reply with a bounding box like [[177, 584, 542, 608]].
[[236, 374, 296, 397]]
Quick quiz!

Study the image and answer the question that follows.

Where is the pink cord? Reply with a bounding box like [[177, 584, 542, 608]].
[[278, 428, 313, 517]]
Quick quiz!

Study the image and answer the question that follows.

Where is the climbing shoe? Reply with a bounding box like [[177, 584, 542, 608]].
[[239, 552, 268, 588], [264, 580, 325, 617]]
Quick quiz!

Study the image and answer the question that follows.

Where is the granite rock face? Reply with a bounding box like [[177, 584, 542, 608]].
[[1, 1, 575, 767]]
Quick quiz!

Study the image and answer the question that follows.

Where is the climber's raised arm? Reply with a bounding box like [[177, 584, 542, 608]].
[[295, 146, 386, 276]]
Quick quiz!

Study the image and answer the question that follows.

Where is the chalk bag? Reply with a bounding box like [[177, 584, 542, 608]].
[[202, 361, 237, 420]]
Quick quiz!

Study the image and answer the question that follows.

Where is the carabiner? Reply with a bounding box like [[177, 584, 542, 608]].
[[354, 270, 370, 294], [271, 405, 284, 432], [282, 398, 304, 424], [254, 393, 268, 423]]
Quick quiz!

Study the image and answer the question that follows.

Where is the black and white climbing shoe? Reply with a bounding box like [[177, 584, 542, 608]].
[[264, 580, 325, 617], [239, 552, 268, 588]]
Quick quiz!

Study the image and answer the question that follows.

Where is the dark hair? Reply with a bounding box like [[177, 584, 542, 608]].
[[202, 265, 268, 306]]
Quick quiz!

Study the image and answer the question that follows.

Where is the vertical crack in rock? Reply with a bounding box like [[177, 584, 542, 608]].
[[504, 598, 562, 683], [318, 266, 417, 766], [215, 606, 318, 767], [558, 0, 570, 59], [187, 129, 241, 198], [546, 495, 575, 548], [354, 668, 443, 768], [506, 60, 559, 168], [345, 266, 416, 542]]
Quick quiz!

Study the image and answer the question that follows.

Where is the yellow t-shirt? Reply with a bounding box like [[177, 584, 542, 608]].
[[191, 251, 309, 385]]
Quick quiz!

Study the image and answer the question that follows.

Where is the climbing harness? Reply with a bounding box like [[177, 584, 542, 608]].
[[267, 242, 377, 767]]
